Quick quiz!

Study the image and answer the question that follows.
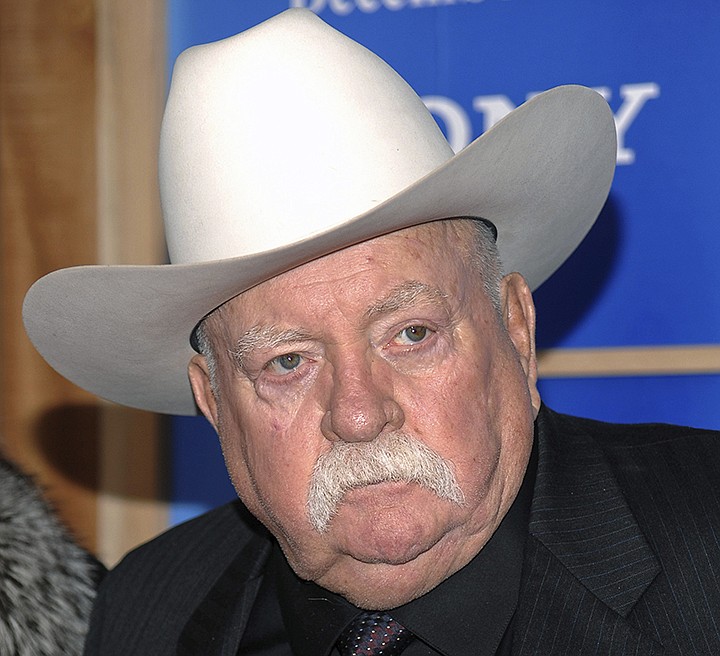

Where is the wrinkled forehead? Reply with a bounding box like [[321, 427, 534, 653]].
[[198, 219, 483, 338]]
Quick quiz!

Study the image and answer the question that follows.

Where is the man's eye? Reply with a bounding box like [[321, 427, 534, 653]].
[[266, 353, 303, 375], [395, 325, 429, 345]]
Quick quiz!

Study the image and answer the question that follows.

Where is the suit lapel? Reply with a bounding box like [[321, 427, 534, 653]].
[[178, 532, 272, 656], [514, 408, 663, 654]]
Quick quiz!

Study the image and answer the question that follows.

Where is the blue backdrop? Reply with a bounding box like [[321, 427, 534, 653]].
[[167, 1, 720, 524]]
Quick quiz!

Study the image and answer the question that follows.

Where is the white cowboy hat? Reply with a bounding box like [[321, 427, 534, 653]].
[[23, 8, 616, 416]]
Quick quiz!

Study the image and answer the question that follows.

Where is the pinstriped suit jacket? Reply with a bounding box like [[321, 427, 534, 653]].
[[83, 407, 720, 655]]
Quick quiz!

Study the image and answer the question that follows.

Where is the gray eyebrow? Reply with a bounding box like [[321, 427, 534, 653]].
[[228, 282, 446, 370], [229, 326, 313, 371], [365, 281, 448, 318]]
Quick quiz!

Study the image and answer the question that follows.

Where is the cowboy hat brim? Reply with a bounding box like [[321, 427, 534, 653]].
[[23, 85, 616, 415]]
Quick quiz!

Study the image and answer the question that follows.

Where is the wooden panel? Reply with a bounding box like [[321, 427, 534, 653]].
[[1, 0, 101, 550], [538, 345, 720, 378], [1, 0, 168, 563], [95, 0, 168, 565]]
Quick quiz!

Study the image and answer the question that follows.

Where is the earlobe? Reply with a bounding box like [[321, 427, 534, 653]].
[[188, 355, 221, 432], [501, 272, 541, 415]]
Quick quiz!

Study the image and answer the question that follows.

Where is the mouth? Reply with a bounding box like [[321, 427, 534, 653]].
[[309, 480, 420, 533]]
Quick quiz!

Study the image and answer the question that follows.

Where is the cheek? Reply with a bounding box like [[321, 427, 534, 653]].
[[396, 343, 528, 494], [398, 346, 493, 443], [397, 373, 496, 487], [218, 400, 324, 527]]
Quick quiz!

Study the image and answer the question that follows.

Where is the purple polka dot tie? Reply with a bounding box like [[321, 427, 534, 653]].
[[337, 611, 415, 655]]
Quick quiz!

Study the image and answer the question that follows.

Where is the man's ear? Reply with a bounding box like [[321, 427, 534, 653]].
[[188, 355, 221, 433], [500, 272, 541, 416]]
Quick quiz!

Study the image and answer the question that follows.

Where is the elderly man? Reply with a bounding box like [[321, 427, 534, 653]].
[[23, 8, 720, 656]]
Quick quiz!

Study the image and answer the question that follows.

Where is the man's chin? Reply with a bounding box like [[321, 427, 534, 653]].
[[340, 534, 432, 567], [280, 484, 470, 605]]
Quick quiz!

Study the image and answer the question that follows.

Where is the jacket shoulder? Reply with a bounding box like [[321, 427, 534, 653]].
[[84, 500, 270, 655], [538, 408, 720, 650], [545, 407, 720, 551], [546, 408, 720, 497], [549, 407, 720, 451]]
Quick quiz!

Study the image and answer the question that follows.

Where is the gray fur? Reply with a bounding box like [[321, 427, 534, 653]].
[[0, 460, 99, 655]]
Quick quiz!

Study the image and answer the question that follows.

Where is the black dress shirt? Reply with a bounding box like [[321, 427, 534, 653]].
[[237, 441, 536, 656]]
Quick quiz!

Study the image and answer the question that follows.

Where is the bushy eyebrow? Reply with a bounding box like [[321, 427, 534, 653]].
[[229, 326, 313, 371], [365, 281, 448, 319], [229, 282, 447, 370]]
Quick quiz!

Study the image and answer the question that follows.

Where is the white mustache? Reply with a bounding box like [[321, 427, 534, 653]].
[[306, 431, 465, 533]]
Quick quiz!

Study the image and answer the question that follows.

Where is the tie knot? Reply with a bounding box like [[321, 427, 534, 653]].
[[337, 611, 414, 656]]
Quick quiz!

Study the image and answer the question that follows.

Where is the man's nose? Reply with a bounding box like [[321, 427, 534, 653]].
[[320, 357, 404, 443]]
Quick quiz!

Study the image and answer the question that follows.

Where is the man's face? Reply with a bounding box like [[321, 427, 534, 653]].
[[189, 220, 541, 609]]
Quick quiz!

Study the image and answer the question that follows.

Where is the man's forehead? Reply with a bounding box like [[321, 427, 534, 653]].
[[203, 220, 474, 335], [255, 219, 471, 292], [365, 280, 449, 317], [227, 279, 450, 337]]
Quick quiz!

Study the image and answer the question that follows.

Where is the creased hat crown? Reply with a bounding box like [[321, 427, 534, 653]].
[[160, 8, 453, 265]]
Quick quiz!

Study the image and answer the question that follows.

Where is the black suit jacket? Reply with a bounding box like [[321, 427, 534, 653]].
[[83, 408, 720, 654]]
